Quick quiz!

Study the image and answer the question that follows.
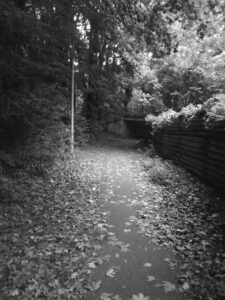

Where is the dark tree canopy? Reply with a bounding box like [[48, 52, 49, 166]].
[[0, 0, 224, 148]]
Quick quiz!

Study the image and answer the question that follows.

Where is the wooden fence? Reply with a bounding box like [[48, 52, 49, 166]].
[[153, 118, 225, 191]]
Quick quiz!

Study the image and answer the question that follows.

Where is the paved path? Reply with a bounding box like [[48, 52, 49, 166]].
[[84, 140, 192, 300]]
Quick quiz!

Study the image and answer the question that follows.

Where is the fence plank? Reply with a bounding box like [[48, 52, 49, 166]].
[[154, 123, 225, 190]]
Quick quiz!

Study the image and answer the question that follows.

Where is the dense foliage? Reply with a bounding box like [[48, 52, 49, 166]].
[[146, 95, 225, 131], [1, 0, 225, 150], [0, 0, 72, 150], [1, 2, 225, 300], [132, 0, 225, 114], [1, 0, 213, 149]]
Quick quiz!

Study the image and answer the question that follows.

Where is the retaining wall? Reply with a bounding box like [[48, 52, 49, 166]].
[[153, 118, 225, 191]]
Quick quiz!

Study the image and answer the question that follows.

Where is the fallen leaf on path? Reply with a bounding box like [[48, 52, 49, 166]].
[[71, 272, 78, 279], [163, 281, 176, 293], [144, 262, 152, 268], [155, 281, 176, 293], [113, 295, 121, 300], [100, 293, 113, 300], [164, 258, 170, 262], [100, 293, 122, 300], [88, 261, 97, 269], [87, 280, 102, 291], [71, 256, 80, 263], [106, 268, 116, 278], [106, 266, 120, 278], [121, 243, 130, 252], [94, 244, 102, 250], [147, 275, 155, 282], [104, 255, 111, 261], [130, 293, 150, 300], [125, 222, 131, 226], [182, 282, 190, 290], [10, 289, 19, 297]]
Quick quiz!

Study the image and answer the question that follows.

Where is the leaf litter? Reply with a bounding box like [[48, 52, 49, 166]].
[[143, 262, 152, 268], [133, 150, 225, 300], [0, 146, 121, 299], [106, 266, 120, 278], [147, 275, 155, 282], [130, 293, 150, 300], [0, 138, 225, 300], [154, 281, 176, 293]]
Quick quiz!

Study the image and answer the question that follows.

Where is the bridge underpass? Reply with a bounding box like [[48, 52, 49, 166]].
[[107, 117, 151, 139]]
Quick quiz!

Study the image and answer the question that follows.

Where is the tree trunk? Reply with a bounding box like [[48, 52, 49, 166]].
[[83, 16, 101, 121]]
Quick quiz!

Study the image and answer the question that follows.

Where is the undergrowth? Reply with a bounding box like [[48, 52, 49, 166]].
[[141, 155, 174, 185], [0, 112, 91, 207]]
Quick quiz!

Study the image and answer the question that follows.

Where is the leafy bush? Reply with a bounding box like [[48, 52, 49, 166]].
[[127, 88, 166, 117], [203, 94, 225, 128], [146, 94, 225, 131], [141, 157, 172, 184], [156, 62, 215, 111], [145, 109, 179, 130]]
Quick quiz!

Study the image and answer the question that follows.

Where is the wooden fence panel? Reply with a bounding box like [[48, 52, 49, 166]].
[[154, 125, 225, 191]]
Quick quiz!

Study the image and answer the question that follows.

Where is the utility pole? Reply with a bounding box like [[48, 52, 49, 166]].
[[71, 57, 75, 154], [71, 58, 79, 154]]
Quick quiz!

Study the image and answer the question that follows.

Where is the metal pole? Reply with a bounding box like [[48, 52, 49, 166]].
[[71, 57, 75, 153]]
